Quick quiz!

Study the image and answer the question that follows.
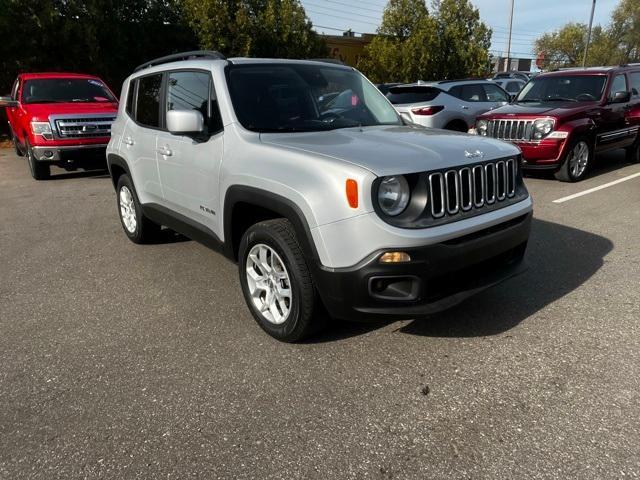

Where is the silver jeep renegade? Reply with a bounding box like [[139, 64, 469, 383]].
[[106, 51, 533, 342]]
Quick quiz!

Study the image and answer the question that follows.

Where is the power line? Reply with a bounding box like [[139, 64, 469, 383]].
[[305, 1, 382, 22], [305, 7, 379, 27]]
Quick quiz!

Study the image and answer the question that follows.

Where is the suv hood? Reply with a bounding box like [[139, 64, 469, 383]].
[[480, 101, 596, 119], [24, 102, 118, 121], [260, 125, 519, 176]]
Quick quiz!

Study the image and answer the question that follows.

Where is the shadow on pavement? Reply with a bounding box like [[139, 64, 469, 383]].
[[525, 148, 634, 182], [311, 218, 613, 342]]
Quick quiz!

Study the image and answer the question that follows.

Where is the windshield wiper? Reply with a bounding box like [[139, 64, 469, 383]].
[[516, 98, 541, 103], [544, 97, 577, 102]]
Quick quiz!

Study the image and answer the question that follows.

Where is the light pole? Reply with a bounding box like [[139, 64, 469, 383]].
[[505, 0, 514, 72], [583, 0, 596, 67]]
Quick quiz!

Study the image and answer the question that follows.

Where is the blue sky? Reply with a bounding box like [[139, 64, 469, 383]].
[[302, 0, 621, 59]]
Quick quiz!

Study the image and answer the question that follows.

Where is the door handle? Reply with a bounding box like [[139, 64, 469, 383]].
[[461, 105, 469, 110], [123, 136, 134, 146], [157, 147, 172, 156]]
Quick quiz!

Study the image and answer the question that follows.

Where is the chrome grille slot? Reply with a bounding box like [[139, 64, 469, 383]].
[[507, 158, 516, 197], [460, 167, 473, 211], [444, 170, 460, 215], [429, 172, 445, 218], [484, 163, 496, 204], [486, 119, 534, 141], [496, 160, 507, 200], [472, 165, 485, 207]]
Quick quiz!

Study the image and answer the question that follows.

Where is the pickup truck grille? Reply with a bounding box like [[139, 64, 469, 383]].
[[54, 116, 115, 139], [427, 158, 517, 219], [486, 119, 534, 141]]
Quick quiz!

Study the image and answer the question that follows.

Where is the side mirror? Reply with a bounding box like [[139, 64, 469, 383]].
[[611, 91, 631, 103], [0, 96, 18, 108], [166, 110, 204, 135]]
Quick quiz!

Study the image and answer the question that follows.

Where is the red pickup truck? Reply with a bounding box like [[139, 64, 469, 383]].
[[0, 72, 118, 179], [473, 66, 640, 181]]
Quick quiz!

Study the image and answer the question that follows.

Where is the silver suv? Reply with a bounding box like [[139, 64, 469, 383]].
[[107, 51, 533, 342], [387, 80, 510, 131]]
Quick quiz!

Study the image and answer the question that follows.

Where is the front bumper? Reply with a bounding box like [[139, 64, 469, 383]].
[[313, 212, 531, 321], [31, 144, 108, 162]]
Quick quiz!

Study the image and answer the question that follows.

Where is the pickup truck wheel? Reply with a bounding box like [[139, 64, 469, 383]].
[[25, 140, 50, 180], [238, 219, 325, 342], [554, 138, 592, 182], [116, 174, 161, 244]]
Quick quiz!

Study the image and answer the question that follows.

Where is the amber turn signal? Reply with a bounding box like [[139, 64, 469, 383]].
[[379, 251, 411, 263], [346, 179, 358, 208]]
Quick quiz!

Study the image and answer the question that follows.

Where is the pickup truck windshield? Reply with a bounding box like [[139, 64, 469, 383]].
[[227, 63, 401, 132], [515, 75, 606, 103], [22, 78, 116, 104]]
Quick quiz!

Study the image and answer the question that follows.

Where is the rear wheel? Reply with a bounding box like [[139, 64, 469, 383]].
[[238, 218, 326, 342], [625, 136, 640, 164], [444, 120, 468, 132], [116, 174, 161, 243], [554, 137, 592, 182], [25, 140, 50, 180]]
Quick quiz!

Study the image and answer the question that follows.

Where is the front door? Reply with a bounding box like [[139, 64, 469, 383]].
[[155, 69, 224, 236], [598, 73, 636, 151]]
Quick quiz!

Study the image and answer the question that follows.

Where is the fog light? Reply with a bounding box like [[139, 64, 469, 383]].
[[379, 251, 411, 263], [43, 150, 53, 158]]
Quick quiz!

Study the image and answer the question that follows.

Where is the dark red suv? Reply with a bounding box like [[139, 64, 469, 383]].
[[473, 66, 640, 181]]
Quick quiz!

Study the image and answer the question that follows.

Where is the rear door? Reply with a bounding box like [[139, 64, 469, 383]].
[[120, 72, 164, 204], [598, 73, 635, 151], [155, 69, 224, 234]]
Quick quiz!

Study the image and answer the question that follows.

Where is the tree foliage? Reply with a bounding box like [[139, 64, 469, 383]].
[[357, 0, 491, 83], [535, 0, 640, 69], [181, 0, 327, 59]]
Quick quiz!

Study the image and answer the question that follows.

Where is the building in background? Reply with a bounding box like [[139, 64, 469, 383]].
[[491, 56, 532, 72], [322, 30, 373, 67]]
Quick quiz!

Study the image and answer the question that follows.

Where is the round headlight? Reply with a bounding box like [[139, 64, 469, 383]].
[[377, 176, 410, 216], [476, 119, 489, 136], [533, 119, 553, 139]]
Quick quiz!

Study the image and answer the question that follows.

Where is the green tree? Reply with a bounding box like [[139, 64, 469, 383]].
[[357, 0, 491, 83], [609, 0, 640, 62], [534, 22, 589, 69], [181, 0, 327, 59]]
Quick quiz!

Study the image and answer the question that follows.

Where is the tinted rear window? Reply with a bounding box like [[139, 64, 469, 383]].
[[386, 87, 440, 104]]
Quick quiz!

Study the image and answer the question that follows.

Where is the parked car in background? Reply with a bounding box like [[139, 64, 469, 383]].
[[376, 83, 401, 95], [472, 66, 640, 182], [0, 73, 118, 179], [386, 79, 510, 131], [492, 78, 526, 97], [493, 71, 532, 82], [107, 51, 532, 342]]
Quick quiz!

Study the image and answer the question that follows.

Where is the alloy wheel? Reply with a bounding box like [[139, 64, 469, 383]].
[[245, 243, 292, 325], [568, 141, 589, 178], [119, 186, 137, 234]]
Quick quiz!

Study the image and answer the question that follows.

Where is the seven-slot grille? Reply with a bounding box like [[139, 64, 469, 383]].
[[486, 119, 534, 141], [54, 117, 115, 138], [428, 159, 517, 219]]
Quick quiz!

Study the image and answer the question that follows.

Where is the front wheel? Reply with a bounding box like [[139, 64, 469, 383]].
[[116, 174, 161, 244], [238, 219, 325, 342], [625, 137, 640, 164], [25, 140, 50, 180], [554, 138, 593, 182]]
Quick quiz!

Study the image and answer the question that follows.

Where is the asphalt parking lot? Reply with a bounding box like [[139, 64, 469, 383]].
[[0, 147, 639, 479]]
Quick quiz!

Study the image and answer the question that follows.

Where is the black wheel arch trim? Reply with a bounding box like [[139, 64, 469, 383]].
[[106, 153, 132, 189], [223, 185, 321, 263]]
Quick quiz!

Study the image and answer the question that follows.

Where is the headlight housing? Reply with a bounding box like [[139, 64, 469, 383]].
[[377, 175, 411, 216], [533, 119, 554, 139], [31, 121, 53, 139], [476, 119, 489, 136]]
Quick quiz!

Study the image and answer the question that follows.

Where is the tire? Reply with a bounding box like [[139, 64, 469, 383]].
[[444, 120, 468, 132], [116, 174, 161, 244], [12, 131, 24, 157], [238, 218, 325, 342], [625, 137, 640, 164], [554, 137, 593, 182], [25, 139, 50, 180]]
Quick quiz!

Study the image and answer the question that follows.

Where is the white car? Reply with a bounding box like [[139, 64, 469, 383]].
[[386, 80, 510, 131], [492, 78, 526, 97]]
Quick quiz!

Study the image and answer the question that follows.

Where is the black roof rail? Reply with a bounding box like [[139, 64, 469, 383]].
[[434, 77, 488, 84], [133, 50, 226, 73]]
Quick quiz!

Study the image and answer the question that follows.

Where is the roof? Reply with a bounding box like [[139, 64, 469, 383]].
[[18, 72, 101, 80], [228, 57, 352, 69]]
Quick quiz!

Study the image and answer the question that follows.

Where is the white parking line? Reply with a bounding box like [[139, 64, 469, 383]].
[[553, 172, 640, 204]]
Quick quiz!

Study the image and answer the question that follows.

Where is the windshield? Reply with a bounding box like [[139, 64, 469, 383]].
[[226, 64, 401, 132], [515, 75, 606, 103], [22, 78, 116, 104]]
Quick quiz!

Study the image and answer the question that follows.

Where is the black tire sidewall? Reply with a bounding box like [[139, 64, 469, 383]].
[[558, 136, 593, 182], [116, 174, 145, 243], [238, 222, 313, 341]]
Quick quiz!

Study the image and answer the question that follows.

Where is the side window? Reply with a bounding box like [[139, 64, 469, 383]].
[[136, 74, 162, 128], [166, 70, 223, 134], [449, 84, 487, 102], [629, 72, 640, 97], [125, 79, 136, 116], [609, 74, 627, 101], [506, 81, 521, 93], [483, 83, 509, 102]]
